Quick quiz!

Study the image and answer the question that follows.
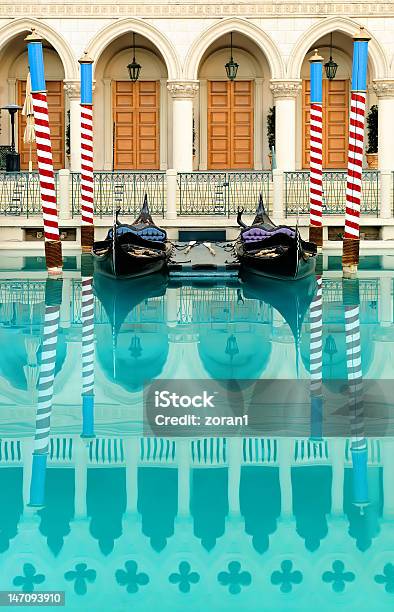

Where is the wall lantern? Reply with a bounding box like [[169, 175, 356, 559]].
[[127, 32, 141, 82], [324, 33, 338, 80], [225, 32, 239, 81]]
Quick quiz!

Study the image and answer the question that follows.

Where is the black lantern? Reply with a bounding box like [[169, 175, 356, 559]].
[[127, 33, 141, 82], [129, 335, 142, 359], [324, 33, 338, 80], [1, 104, 22, 172], [225, 32, 238, 81], [225, 334, 239, 360]]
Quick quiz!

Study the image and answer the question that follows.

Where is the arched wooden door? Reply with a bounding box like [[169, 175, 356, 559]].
[[208, 80, 254, 170], [18, 80, 65, 170], [303, 79, 349, 169], [112, 81, 160, 170]]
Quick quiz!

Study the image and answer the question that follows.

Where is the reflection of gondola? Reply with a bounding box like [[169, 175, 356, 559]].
[[92, 195, 172, 279], [94, 272, 169, 391], [235, 195, 317, 280], [241, 271, 317, 341]]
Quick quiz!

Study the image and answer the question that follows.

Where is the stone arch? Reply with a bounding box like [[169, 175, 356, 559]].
[[184, 18, 285, 80], [288, 17, 389, 80], [0, 18, 77, 80], [86, 18, 181, 81]]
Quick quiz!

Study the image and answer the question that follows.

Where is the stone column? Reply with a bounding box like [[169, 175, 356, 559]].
[[278, 438, 293, 518], [74, 438, 88, 518], [167, 81, 199, 172], [373, 80, 394, 173], [270, 80, 301, 172], [64, 81, 81, 172], [330, 438, 345, 515]]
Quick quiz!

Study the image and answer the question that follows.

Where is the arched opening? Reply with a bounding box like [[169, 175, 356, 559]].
[[196, 32, 272, 171], [297, 29, 378, 170], [0, 32, 66, 170], [92, 32, 169, 171]]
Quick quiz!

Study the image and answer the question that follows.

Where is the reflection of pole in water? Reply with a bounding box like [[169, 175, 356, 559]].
[[81, 255, 95, 439], [344, 278, 369, 513], [309, 257, 323, 441], [29, 278, 62, 507]]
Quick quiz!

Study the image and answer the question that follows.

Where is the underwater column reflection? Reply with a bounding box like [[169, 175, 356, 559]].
[[29, 278, 62, 508]]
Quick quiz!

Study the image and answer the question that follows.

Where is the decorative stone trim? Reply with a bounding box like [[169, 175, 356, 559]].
[[270, 80, 302, 100], [372, 80, 394, 99], [1, 3, 394, 18], [63, 81, 80, 100], [167, 81, 199, 99]]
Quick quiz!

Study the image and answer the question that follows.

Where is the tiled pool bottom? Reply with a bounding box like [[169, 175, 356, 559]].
[[0, 254, 394, 611]]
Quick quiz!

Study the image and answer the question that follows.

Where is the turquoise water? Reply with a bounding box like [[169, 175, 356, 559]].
[[0, 253, 394, 611]]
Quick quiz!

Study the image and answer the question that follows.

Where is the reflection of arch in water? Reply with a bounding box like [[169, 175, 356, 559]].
[[292, 466, 332, 551], [240, 466, 280, 554], [191, 468, 228, 551], [96, 325, 169, 392], [0, 467, 23, 553], [198, 327, 272, 383], [0, 327, 67, 393], [137, 467, 177, 552], [38, 469, 75, 556], [87, 468, 126, 556]]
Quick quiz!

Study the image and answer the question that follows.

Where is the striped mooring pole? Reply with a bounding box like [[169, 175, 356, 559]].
[[81, 255, 95, 439], [308, 50, 324, 248], [25, 29, 63, 274], [309, 260, 323, 441], [29, 278, 62, 507], [79, 52, 94, 252], [343, 27, 370, 278], [343, 278, 369, 514]]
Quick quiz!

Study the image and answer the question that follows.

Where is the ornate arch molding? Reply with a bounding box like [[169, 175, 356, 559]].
[[0, 18, 78, 81], [86, 18, 181, 80], [288, 17, 389, 80], [184, 18, 285, 80]]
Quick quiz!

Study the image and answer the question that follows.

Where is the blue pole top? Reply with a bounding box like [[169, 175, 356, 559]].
[[351, 26, 370, 91], [309, 49, 323, 104], [29, 452, 48, 508], [25, 29, 46, 93], [81, 394, 95, 438], [79, 52, 93, 105]]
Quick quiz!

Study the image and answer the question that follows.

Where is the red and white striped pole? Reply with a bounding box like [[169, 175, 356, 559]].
[[343, 27, 370, 278], [79, 53, 94, 252], [25, 29, 62, 274], [309, 50, 324, 248], [309, 271, 323, 441]]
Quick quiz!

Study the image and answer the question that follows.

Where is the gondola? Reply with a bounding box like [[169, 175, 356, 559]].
[[92, 195, 173, 279], [235, 195, 317, 280]]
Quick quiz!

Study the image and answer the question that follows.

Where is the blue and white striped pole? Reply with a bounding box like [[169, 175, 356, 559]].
[[81, 254, 95, 439], [29, 278, 62, 507]]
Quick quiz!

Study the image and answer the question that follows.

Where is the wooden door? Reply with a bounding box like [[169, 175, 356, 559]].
[[302, 79, 349, 169], [208, 80, 253, 170], [113, 81, 159, 170], [18, 80, 64, 170]]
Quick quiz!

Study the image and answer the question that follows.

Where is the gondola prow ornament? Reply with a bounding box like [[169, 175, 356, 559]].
[[343, 27, 370, 278], [25, 29, 63, 274]]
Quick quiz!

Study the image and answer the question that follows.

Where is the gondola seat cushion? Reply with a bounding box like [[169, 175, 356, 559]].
[[242, 226, 295, 243], [107, 226, 166, 241]]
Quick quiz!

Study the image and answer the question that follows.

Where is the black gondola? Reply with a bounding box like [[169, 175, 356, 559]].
[[92, 195, 173, 279], [235, 195, 317, 280]]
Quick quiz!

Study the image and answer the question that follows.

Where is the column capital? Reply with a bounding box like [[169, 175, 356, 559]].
[[270, 79, 302, 100], [63, 80, 80, 100], [167, 80, 199, 99], [372, 79, 394, 99]]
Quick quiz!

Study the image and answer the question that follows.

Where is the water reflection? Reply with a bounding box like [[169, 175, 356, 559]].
[[0, 258, 393, 609]]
